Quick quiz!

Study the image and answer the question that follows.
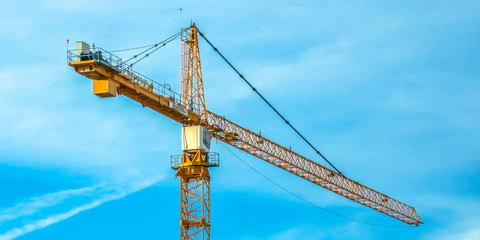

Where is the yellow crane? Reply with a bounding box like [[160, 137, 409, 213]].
[[67, 23, 423, 240]]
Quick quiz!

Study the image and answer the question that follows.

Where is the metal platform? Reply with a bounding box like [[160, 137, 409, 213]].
[[171, 152, 220, 170]]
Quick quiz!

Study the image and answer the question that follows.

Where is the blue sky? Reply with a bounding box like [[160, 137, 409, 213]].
[[0, 0, 479, 239]]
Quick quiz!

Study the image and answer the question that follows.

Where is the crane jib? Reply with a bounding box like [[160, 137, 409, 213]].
[[204, 111, 423, 225]]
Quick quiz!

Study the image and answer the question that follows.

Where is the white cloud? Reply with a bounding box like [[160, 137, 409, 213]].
[[0, 176, 162, 240], [0, 65, 178, 179], [418, 193, 480, 240], [423, 216, 480, 240], [0, 185, 97, 223]]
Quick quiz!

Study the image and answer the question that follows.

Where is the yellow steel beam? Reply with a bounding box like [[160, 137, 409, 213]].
[[68, 61, 200, 124]]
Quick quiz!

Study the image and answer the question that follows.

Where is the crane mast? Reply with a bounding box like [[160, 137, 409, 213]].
[[175, 24, 213, 240], [67, 23, 423, 240], [182, 24, 207, 119]]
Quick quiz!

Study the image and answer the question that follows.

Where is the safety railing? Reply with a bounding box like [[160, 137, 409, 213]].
[[170, 155, 182, 170], [67, 47, 198, 113], [207, 152, 220, 167], [170, 152, 220, 170]]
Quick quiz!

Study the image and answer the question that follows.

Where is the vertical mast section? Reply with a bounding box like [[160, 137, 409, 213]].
[[176, 149, 211, 240], [176, 23, 215, 240], [174, 126, 217, 240], [182, 23, 206, 122]]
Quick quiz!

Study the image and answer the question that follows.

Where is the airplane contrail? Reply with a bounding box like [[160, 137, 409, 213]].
[[0, 185, 99, 223], [0, 176, 162, 240]]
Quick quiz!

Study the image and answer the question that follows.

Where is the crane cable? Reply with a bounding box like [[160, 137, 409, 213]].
[[123, 31, 183, 67], [197, 29, 343, 175], [108, 43, 161, 53], [218, 142, 415, 228]]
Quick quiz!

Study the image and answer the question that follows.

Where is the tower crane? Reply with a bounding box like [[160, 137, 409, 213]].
[[67, 23, 423, 240]]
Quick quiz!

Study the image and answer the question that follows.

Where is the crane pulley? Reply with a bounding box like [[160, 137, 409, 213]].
[[67, 23, 423, 240]]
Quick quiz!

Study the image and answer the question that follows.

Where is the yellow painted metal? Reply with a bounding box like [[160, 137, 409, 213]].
[[70, 60, 106, 80], [176, 23, 212, 240], [68, 60, 200, 124], [176, 149, 211, 240], [177, 150, 210, 171], [93, 79, 118, 98], [182, 23, 206, 122]]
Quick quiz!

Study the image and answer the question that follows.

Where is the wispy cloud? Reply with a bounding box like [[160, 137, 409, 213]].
[[0, 65, 178, 179], [423, 215, 480, 240], [419, 193, 480, 240], [443, 226, 480, 240], [0, 185, 97, 223], [0, 176, 162, 240]]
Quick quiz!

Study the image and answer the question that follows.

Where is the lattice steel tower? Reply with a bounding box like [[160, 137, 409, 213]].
[[172, 23, 218, 240]]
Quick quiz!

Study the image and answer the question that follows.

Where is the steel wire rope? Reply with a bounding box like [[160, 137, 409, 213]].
[[124, 31, 183, 66], [218, 142, 416, 228], [108, 43, 160, 53], [197, 29, 343, 175]]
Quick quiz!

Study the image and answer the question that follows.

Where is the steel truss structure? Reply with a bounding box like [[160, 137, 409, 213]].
[[177, 150, 211, 240], [177, 24, 212, 240], [204, 111, 422, 225]]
